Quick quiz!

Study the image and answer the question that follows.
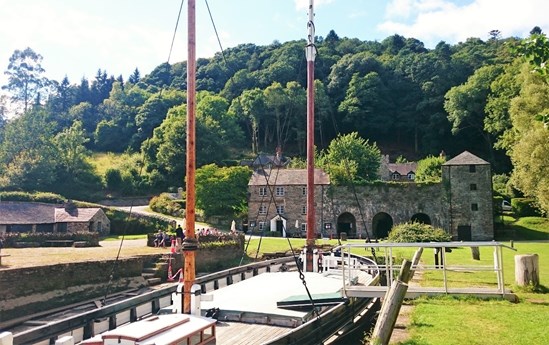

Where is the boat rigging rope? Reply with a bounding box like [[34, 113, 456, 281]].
[[167, 0, 185, 64]]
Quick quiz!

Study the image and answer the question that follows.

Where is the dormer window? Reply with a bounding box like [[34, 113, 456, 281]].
[[391, 172, 400, 180], [407, 173, 415, 180]]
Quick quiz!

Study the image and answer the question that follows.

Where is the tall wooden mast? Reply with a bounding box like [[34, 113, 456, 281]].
[[183, 0, 197, 314], [305, 0, 316, 269]]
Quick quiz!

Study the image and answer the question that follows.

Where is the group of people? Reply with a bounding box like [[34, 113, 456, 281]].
[[153, 224, 185, 248]]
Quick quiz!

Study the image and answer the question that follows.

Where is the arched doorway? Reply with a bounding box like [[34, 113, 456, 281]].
[[337, 212, 356, 238], [411, 213, 431, 225], [373, 212, 393, 239], [270, 215, 287, 237]]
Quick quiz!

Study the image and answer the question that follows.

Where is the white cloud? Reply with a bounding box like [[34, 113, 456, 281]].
[[379, 0, 549, 47]]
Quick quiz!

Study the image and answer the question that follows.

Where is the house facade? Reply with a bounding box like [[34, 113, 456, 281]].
[[247, 169, 330, 237], [247, 151, 494, 241], [0, 202, 111, 235]]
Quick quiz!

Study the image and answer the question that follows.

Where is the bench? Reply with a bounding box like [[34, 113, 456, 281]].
[[73, 241, 88, 248], [44, 240, 75, 247], [0, 254, 11, 266]]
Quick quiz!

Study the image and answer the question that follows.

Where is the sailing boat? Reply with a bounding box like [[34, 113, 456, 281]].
[[74, 1, 380, 344]]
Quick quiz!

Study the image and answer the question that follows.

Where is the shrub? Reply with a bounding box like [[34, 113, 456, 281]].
[[105, 208, 170, 235], [388, 222, 451, 243], [0, 191, 65, 203], [104, 168, 123, 191], [512, 198, 541, 217], [2, 232, 99, 247], [149, 193, 185, 217]]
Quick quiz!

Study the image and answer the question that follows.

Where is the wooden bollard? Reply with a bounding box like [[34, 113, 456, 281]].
[[515, 254, 539, 287], [471, 247, 480, 261], [370, 260, 412, 345]]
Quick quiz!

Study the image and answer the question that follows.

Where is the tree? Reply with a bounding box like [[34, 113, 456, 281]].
[[506, 68, 549, 213], [195, 164, 252, 217], [445, 65, 503, 164], [128, 68, 141, 84], [319, 132, 380, 184], [54, 120, 91, 176], [415, 155, 446, 183], [2, 47, 50, 113], [0, 109, 58, 189]]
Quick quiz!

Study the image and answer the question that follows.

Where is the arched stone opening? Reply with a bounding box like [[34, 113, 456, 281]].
[[411, 213, 431, 225], [270, 215, 287, 237], [337, 212, 356, 238], [373, 212, 394, 239]]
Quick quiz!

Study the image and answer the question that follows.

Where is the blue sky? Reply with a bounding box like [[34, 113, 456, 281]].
[[0, 0, 548, 86]]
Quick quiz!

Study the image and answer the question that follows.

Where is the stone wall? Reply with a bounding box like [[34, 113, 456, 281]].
[[322, 183, 447, 238], [0, 244, 244, 323], [0, 257, 152, 323]]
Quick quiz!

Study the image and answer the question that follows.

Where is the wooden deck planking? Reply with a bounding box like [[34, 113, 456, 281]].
[[215, 322, 290, 345]]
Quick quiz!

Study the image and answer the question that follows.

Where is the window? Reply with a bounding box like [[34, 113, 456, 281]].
[[471, 203, 478, 211], [469, 165, 476, 173], [302, 187, 307, 196], [407, 173, 415, 180], [259, 187, 267, 196], [258, 222, 266, 231], [259, 205, 267, 214], [301, 206, 307, 215], [276, 205, 285, 214], [300, 223, 307, 232], [275, 186, 285, 196], [391, 172, 400, 180], [470, 184, 477, 191], [97, 222, 102, 232]]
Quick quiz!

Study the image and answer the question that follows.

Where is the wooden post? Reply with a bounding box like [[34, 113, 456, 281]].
[[515, 254, 539, 287], [471, 247, 480, 261], [370, 260, 412, 345]]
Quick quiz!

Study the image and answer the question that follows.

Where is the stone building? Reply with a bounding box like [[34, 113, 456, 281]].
[[0, 201, 111, 235], [247, 168, 330, 237], [247, 151, 494, 241]]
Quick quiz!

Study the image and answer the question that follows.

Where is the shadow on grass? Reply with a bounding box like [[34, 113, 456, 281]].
[[495, 224, 549, 241]]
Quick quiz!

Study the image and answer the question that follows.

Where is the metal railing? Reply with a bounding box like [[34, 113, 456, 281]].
[[332, 241, 516, 299]]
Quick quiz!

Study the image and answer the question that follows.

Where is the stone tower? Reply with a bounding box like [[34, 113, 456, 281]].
[[442, 151, 493, 240]]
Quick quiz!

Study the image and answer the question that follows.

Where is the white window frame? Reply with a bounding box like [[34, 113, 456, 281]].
[[258, 221, 266, 231], [276, 205, 285, 215], [275, 186, 285, 196], [300, 223, 307, 232], [301, 206, 307, 215], [259, 187, 267, 196], [259, 205, 267, 215], [407, 173, 415, 180]]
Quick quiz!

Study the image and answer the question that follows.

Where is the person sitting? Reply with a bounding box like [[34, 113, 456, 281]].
[[154, 230, 164, 247]]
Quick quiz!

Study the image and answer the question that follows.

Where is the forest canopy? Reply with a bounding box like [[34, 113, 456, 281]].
[[1, 29, 548, 214]]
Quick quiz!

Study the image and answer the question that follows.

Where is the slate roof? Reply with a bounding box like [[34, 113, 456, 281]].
[[55, 207, 103, 222], [0, 202, 56, 224], [388, 162, 417, 175], [443, 151, 489, 166], [0, 201, 102, 225], [248, 169, 330, 186]]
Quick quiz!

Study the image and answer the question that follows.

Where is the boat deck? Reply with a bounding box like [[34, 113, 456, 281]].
[[200, 271, 345, 325], [214, 321, 290, 345]]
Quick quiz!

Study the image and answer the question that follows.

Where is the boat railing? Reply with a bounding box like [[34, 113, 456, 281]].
[[331, 241, 517, 300], [10, 256, 295, 345]]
